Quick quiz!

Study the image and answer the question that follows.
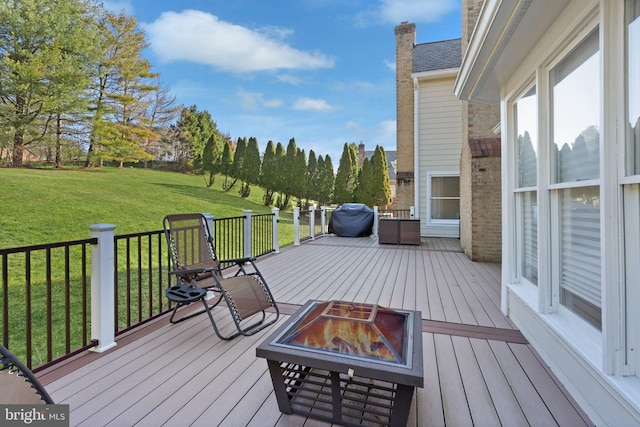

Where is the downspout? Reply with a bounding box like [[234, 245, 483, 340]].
[[413, 77, 420, 219]]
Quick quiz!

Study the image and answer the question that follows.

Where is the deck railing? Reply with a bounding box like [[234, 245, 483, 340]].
[[0, 205, 403, 370], [0, 210, 280, 370]]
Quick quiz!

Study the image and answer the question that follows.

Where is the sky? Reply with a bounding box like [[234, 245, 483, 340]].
[[102, 0, 462, 163]]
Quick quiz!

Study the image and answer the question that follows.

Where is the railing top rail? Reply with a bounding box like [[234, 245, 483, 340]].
[[114, 229, 164, 240], [0, 238, 98, 255]]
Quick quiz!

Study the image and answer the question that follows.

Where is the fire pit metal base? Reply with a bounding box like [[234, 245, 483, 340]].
[[257, 300, 423, 427]]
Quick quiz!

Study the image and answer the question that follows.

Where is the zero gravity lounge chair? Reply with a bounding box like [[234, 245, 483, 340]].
[[0, 345, 54, 404], [163, 213, 279, 340]]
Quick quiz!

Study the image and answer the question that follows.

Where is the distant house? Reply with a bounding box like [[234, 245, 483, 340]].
[[454, 0, 640, 425]]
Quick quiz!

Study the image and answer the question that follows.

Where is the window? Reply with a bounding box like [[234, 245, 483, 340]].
[[429, 174, 460, 222], [515, 86, 538, 286], [550, 30, 601, 329], [551, 30, 600, 184]]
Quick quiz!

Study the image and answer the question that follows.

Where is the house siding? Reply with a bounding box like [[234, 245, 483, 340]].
[[416, 76, 462, 237]]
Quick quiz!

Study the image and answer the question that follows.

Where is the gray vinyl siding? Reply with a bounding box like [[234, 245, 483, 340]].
[[416, 75, 463, 237]]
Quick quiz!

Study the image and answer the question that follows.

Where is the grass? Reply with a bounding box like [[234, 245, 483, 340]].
[[0, 166, 298, 366], [0, 167, 295, 248]]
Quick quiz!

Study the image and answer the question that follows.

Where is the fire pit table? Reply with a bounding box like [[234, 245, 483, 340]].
[[256, 300, 423, 427]]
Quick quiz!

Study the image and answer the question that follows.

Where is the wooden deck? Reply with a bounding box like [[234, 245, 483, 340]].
[[39, 236, 593, 426]]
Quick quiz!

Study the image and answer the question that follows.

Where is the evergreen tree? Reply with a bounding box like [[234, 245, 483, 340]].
[[259, 141, 277, 206], [294, 148, 307, 205], [371, 145, 392, 207], [276, 138, 298, 210], [307, 150, 318, 202], [0, 0, 99, 167], [86, 10, 152, 167], [354, 157, 374, 206], [230, 136, 247, 186], [239, 137, 261, 198], [317, 154, 334, 206], [220, 139, 236, 191], [333, 143, 359, 204]]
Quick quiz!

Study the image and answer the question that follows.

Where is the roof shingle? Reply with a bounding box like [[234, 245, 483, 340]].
[[413, 38, 462, 73]]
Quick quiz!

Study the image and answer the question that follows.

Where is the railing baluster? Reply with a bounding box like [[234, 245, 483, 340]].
[[25, 251, 32, 367], [65, 246, 71, 354], [2, 253, 8, 348]]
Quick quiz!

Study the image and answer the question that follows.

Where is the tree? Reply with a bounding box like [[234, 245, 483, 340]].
[[0, 0, 99, 167], [274, 142, 289, 210], [333, 143, 359, 204], [259, 141, 277, 206], [171, 105, 217, 171], [141, 81, 182, 167], [229, 136, 247, 191], [317, 154, 334, 206], [85, 10, 151, 167], [220, 139, 236, 190], [370, 145, 392, 207], [354, 157, 374, 205], [238, 137, 261, 198], [306, 150, 318, 202]]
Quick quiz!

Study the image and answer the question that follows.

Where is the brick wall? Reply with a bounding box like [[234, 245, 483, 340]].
[[460, 0, 502, 262], [395, 22, 416, 209]]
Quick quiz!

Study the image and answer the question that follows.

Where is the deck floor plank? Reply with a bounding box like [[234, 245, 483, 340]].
[[41, 236, 591, 427], [451, 335, 502, 426]]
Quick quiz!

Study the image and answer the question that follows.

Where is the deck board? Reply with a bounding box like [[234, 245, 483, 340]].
[[39, 235, 592, 426]]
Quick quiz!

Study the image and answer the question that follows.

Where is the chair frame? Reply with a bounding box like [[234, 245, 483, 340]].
[[163, 213, 279, 340], [0, 345, 54, 404]]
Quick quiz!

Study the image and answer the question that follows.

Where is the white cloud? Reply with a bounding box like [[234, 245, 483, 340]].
[[237, 89, 283, 110], [293, 98, 334, 112], [355, 0, 458, 26], [141, 10, 335, 73], [346, 121, 361, 131], [276, 74, 305, 86], [378, 119, 396, 136], [384, 59, 396, 72]]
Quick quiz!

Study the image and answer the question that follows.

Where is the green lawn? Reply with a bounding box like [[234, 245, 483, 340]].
[[0, 167, 295, 248], [0, 166, 299, 366]]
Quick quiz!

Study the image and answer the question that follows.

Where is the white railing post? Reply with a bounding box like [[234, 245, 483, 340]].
[[309, 204, 316, 240], [294, 206, 301, 246], [373, 206, 379, 237], [202, 212, 214, 236], [271, 208, 280, 253], [321, 206, 326, 236], [410, 206, 415, 219], [243, 210, 252, 258], [89, 224, 117, 353]]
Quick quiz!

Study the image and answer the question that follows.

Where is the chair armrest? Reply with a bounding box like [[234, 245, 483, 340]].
[[169, 266, 216, 276], [220, 256, 256, 265]]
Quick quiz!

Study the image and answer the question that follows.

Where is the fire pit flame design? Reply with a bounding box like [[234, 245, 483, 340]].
[[273, 300, 412, 367]]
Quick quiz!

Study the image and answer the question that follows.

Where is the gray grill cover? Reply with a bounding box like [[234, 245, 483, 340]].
[[328, 204, 374, 237]]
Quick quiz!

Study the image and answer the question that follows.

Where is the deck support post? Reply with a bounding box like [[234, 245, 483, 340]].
[[243, 210, 252, 258], [294, 207, 300, 246], [271, 208, 280, 253], [309, 205, 316, 240], [89, 224, 117, 353]]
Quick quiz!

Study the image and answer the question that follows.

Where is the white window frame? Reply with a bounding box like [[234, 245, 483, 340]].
[[512, 82, 539, 291], [426, 171, 460, 227]]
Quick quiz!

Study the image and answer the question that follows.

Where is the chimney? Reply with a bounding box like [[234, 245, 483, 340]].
[[394, 22, 416, 209]]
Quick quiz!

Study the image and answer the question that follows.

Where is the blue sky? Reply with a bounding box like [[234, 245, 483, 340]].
[[103, 0, 462, 163]]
